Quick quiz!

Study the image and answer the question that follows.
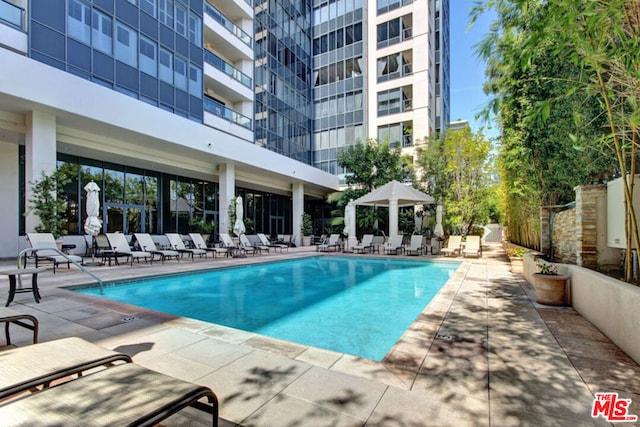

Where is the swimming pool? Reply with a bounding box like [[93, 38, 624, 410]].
[[74, 256, 459, 361]]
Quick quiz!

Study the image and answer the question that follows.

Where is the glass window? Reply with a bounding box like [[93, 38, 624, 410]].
[[139, 35, 157, 76], [174, 57, 187, 89], [188, 11, 201, 46], [141, 0, 156, 17], [158, 0, 173, 27], [174, 2, 187, 37], [91, 9, 112, 54], [115, 22, 137, 66], [159, 47, 173, 83], [68, 0, 91, 44], [354, 22, 362, 42], [188, 64, 202, 97]]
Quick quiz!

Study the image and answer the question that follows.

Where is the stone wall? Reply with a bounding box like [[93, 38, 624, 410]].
[[552, 208, 577, 264], [541, 184, 618, 268]]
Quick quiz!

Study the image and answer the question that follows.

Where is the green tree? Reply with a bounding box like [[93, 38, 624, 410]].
[[472, 0, 619, 249], [417, 126, 498, 235], [27, 169, 71, 239], [334, 139, 412, 235]]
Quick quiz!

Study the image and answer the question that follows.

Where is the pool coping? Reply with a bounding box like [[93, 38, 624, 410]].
[[56, 252, 470, 390]]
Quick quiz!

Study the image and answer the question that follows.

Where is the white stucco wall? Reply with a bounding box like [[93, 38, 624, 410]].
[[0, 141, 20, 258]]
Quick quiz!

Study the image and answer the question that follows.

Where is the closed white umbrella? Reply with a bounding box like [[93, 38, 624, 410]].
[[233, 196, 246, 236], [83, 181, 102, 265], [434, 204, 444, 237]]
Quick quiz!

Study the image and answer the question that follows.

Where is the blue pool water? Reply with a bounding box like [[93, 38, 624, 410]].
[[74, 257, 459, 360]]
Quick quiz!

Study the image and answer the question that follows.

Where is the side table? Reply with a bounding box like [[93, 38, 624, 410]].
[[0, 268, 47, 307]]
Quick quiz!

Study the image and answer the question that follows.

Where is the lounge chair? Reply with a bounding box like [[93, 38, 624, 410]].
[[257, 233, 288, 252], [238, 234, 259, 255], [106, 233, 153, 265], [383, 235, 404, 255], [26, 233, 83, 273], [0, 338, 219, 426], [219, 233, 240, 256], [353, 234, 374, 254], [165, 233, 207, 260], [317, 234, 342, 252], [245, 234, 271, 254], [0, 307, 38, 347], [0, 337, 131, 400], [404, 235, 425, 256], [93, 234, 131, 265], [188, 233, 229, 258], [441, 235, 462, 257], [463, 235, 482, 258], [134, 233, 180, 263]]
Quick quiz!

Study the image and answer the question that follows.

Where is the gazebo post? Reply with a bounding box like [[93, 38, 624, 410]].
[[389, 196, 399, 237]]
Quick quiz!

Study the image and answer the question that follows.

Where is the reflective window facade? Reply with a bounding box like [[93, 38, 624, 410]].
[[30, 0, 204, 122], [254, 0, 314, 164]]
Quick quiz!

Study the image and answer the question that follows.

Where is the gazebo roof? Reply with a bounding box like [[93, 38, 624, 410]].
[[353, 180, 435, 207]]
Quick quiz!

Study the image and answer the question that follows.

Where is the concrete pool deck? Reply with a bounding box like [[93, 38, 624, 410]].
[[1, 243, 638, 426]]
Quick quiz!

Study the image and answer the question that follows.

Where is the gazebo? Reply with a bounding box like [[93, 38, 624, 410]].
[[345, 180, 435, 237]]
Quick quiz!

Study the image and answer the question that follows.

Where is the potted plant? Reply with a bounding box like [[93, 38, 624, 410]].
[[301, 212, 313, 246], [532, 261, 570, 306], [505, 247, 527, 273], [27, 169, 70, 243]]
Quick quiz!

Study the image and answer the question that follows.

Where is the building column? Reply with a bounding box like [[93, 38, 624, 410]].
[[292, 182, 304, 247], [25, 110, 57, 232], [218, 162, 235, 237], [389, 197, 399, 237]]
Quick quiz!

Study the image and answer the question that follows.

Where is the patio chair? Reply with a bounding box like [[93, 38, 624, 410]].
[[353, 234, 374, 254], [106, 233, 153, 265], [317, 234, 342, 252], [441, 235, 463, 257], [26, 233, 83, 273], [462, 235, 482, 258], [383, 235, 404, 255], [93, 234, 131, 265], [188, 233, 229, 258], [219, 233, 241, 256], [404, 235, 425, 256], [238, 234, 259, 255], [0, 307, 38, 347], [0, 338, 219, 426], [134, 233, 181, 263], [257, 233, 288, 252], [165, 233, 207, 260], [246, 234, 271, 254]]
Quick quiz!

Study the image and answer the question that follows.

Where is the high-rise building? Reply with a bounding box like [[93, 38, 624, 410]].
[[0, 0, 337, 257], [0, 0, 449, 256]]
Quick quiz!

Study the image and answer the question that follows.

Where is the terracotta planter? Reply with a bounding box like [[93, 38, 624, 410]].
[[533, 273, 569, 306], [509, 257, 523, 273]]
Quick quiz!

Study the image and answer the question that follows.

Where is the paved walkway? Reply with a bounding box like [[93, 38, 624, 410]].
[[1, 243, 638, 426]]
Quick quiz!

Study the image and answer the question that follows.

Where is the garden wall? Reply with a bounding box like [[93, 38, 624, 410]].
[[523, 253, 640, 365], [540, 184, 620, 268]]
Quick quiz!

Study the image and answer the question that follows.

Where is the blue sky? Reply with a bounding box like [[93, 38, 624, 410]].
[[449, 1, 498, 138]]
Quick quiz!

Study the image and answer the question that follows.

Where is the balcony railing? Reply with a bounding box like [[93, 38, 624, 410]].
[[378, 98, 413, 117], [377, 62, 413, 83], [377, 26, 413, 49], [205, 3, 252, 48], [377, 0, 413, 15], [204, 49, 252, 88], [204, 96, 252, 130], [0, 0, 24, 30]]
